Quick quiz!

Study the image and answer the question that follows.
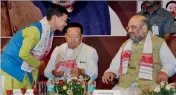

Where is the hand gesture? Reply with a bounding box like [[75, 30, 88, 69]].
[[102, 72, 116, 84], [52, 70, 65, 77], [70, 68, 84, 77], [156, 71, 168, 84]]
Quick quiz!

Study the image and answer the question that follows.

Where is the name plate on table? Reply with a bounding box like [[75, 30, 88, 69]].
[[93, 90, 120, 95], [13, 89, 34, 95]]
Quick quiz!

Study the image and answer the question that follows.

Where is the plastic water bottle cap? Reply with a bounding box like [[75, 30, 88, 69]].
[[48, 76, 53, 79]]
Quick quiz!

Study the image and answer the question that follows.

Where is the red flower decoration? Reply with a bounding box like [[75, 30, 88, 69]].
[[72, 79, 77, 82], [33, 88, 39, 95], [21, 88, 27, 94], [6, 90, 12, 95], [58, 80, 64, 85]]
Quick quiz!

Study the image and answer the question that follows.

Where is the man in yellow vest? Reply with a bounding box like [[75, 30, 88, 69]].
[[102, 15, 176, 94]]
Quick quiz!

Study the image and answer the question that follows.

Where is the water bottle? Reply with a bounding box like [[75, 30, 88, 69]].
[[87, 76, 96, 95], [46, 77, 55, 95], [127, 82, 139, 95]]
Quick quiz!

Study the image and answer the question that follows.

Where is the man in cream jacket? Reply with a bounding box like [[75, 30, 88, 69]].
[[44, 22, 98, 80]]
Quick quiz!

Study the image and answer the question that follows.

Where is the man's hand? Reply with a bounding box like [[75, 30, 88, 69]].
[[102, 72, 116, 84], [156, 71, 168, 83], [164, 34, 171, 45], [70, 68, 84, 77], [52, 70, 65, 77]]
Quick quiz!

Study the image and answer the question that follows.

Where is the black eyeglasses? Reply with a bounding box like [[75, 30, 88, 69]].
[[126, 24, 144, 31]]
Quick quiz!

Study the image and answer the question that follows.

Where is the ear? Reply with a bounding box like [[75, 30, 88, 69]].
[[81, 34, 83, 40], [51, 15, 57, 20], [142, 25, 148, 32], [65, 33, 67, 37]]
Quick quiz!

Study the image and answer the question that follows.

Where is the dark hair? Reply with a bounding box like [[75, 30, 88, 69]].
[[152, 1, 161, 6], [166, 1, 176, 9], [46, 3, 68, 20], [141, 1, 150, 10], [64, 22, 83, 34], [145, 1, 161, 9]]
